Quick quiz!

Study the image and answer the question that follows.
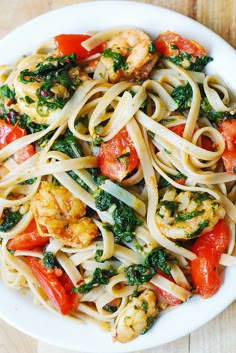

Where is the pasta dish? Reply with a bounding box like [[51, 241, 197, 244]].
[[0, 27, 235, 343]]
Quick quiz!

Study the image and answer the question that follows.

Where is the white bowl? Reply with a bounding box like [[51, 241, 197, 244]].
[[0, 2, 235, 352]]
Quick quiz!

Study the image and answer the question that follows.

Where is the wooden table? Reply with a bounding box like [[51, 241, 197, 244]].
[[0, 1, 235, 352]]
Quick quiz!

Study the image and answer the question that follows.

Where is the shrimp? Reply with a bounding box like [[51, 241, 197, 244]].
[[31, 181, 98, 248], [111, 289, 158, 343], [156, 188, 226, 240], [100, 29, 158, 83], [11, 55, 89, 124]]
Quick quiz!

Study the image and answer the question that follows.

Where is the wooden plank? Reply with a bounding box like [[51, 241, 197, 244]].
[[0, 319, 37, 353], [190, 301, 236, 353]]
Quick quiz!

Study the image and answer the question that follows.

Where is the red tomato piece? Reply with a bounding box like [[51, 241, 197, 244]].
[[54, 34, 104, 61], [221, 149, 236, 174], [7, 219, 50, 251], [154, 31, 207, 57], [218, 119, 236, 173], [168, 123, 186, 137], [201, 136, 215, 151], [0, 120, 26, 149], [27, 257, 78, 315], [154, 273, 182, 306], [190, 219, 229, 298], [98, 127, 139, 182], [14, 144, 35, 164]]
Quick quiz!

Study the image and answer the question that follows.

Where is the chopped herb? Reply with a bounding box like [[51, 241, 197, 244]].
[[19, 178, 36, 185], [158, 172, 186, 189], [43, 251, 59, 269], [68, 170, 89, 191], [141, 316, 157, 334], [124, 264, 155, 285], [24, 95, 35, 104], [192, 192, 211, 204], [175, 209, 205, 222], [141, 300, 148, 314], [147, 130, 155, 139], [158, 200, 180, 216], [170, 43, 178, 50], [104, 303, 119, 313], [115, 152, 130, 162], [171, 83, 192, 110], [233, 167, 236, 173], [102, 48, 127, 72], [186, 220, 209, 238], [94, 249, 104, 263], [0, 84, 16, 102], [144, 247, 175, 276], [73, 268, 116, 294], [52, 130, 83, 158], [149, 42, 156, 54], [159, 118, 175, 125], [164, 52, 213, 72], [93, 189, 115, 211], [0, 208, 23, 232]]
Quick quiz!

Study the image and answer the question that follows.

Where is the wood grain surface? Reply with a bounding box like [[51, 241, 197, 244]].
[[0, 1, 235, 353]]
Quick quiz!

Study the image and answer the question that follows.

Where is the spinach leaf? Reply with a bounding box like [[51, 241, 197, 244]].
[[0, 208, 23, 232]]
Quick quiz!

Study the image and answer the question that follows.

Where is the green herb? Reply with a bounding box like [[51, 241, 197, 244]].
[[19, 53, 79, 114], [0, 84, 16, 102], [186, 220, 209, 238], [115, 152, 130, 163], [0, 208, 23, 232], [233, 167, 236, 173], [52, 131, 83, 158], [124, 264, 155, 285], [68, 170, 89, 191], [144, 247, 175, 276], [73, 268, 116, 294], [43, 251, 59, 269], [164, 52, 213, 72], [141, 300, 148, 314], [141, 316, 157, 335], [200, 97, 236, 122], [159, 118, 175, 125], [93, 189, 115, 211], [192, 192, 211, 204], [149, 42, 156, 54], [147, 130, 155, 139], [170, 43, 178, 50], [112, 202, 143, 243], [94, 249, 104, 263], [175, 209, 205, 222], [104, 303, 119, 313], [93, 135, 104, 146], [158, 172, 186, 189], [19, 178, 36, 185], [102, 48, 127, 72], [24, 95, 35, 104], [158, 200, 180, 216], [171, 83, 192, 110]]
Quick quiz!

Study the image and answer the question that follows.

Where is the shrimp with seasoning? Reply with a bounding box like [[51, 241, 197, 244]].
[[156, 188, 225, 240], [111, 289, 159, 343], [31, 181, 98, 248], [100, 29, 158, 83]]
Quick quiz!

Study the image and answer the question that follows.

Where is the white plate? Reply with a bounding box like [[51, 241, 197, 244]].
[[0, 2, 236, 352]]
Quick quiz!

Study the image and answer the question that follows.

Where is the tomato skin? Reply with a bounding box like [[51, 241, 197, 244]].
[[7, 219, 50, 250], [54, 34, 104, 61], [0, 120, 35, 163], [27, 257, 78, 315], [154, 31, 207, 57], [168, 124, 186, 137], [98, 128, 139, 182], [14, 144, 35, 164], [190, 219, 229, 298], [154, 273, 182, 306], [218, 119, 236, 173], [0, 120, 26, 149]]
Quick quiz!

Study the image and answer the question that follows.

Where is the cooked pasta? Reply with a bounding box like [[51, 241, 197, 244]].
[[0, 27, 235, 343]]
